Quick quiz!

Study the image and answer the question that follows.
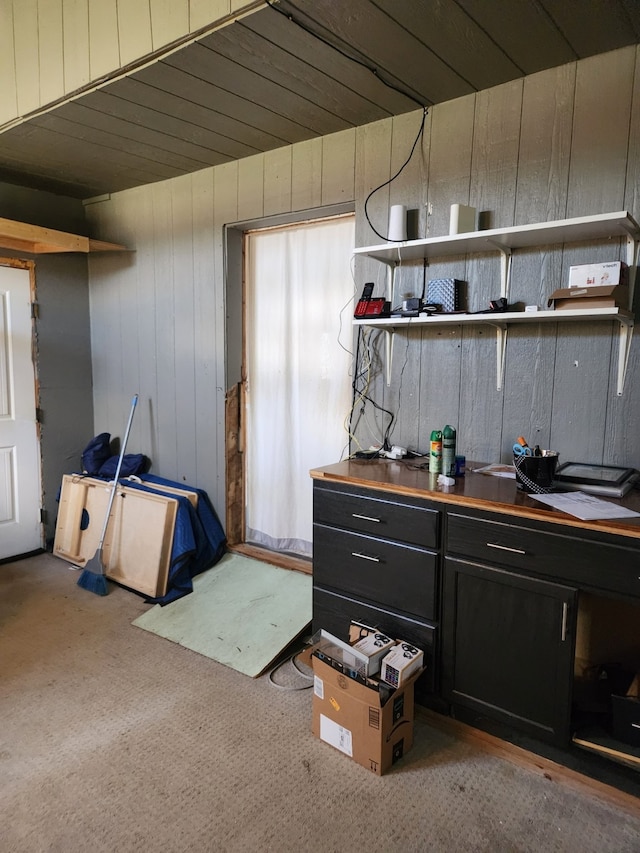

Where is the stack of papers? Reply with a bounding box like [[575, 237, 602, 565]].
[[530, 491, 640, 521]]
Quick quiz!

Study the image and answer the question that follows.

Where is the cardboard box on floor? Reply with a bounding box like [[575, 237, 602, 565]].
[[302, 640, 422, 776]]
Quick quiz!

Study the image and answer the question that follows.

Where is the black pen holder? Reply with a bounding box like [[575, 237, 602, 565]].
[[514, 453, 558, 494]]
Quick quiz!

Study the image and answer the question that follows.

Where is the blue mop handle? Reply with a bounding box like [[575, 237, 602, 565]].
[[97, 394, 139, 547], [111, 394, 138, 485]]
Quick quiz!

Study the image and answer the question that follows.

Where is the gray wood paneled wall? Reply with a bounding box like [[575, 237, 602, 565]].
[[86, 46, 640, 520], [0, 0, 257, 126]]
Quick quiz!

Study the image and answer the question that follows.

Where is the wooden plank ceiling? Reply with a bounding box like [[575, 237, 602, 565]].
[[1, 0, 639, 199]]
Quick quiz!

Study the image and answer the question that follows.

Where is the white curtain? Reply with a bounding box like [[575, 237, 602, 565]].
[[245, 215, 355, 557]]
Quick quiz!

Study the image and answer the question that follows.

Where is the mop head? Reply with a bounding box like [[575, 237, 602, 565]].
[[77, 554, 109, 596]]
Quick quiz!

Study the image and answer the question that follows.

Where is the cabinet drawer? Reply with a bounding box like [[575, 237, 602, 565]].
[[447, 512, 640, 598], [312, 586, 436, 697], [314, 484, 439, 549], [314, 523, 438, 620]]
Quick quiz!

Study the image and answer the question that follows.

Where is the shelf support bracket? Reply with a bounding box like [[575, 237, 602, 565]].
[[486, 242, 513, 300], [486, 322, 508, 390], [385, 329, 394, 386], [624, 232, 639, 309], [616, 318, 634, 396]]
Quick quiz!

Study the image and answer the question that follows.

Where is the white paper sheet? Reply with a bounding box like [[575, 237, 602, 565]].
[[472, 463, 516, 479], [530, 490, 640, 520]]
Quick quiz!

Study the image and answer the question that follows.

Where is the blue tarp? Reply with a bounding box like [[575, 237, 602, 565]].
[[122, 474, 226, 605]]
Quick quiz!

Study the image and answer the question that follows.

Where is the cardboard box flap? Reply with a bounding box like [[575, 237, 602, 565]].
[[626, 674, 640, 699]]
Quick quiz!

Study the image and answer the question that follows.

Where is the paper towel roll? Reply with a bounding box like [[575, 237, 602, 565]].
[[388, 204, 407, 241]]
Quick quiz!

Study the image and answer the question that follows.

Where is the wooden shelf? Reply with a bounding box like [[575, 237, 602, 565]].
[[0, 217, 128, 254], [355, 307, 635, 395], [354, 210, 640, 265], [354, 306, 634, 331], [354, 210, 639, 395]]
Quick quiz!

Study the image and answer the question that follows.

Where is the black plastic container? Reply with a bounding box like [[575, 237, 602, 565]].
[[514, 453, 558, 493]]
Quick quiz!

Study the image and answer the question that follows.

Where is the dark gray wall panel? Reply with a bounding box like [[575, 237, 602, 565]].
[[35, 254, 93, 542], [84, 46, 640, 523]]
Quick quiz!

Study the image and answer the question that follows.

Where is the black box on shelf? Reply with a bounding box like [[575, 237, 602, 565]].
[[427, 278, 463, 313]]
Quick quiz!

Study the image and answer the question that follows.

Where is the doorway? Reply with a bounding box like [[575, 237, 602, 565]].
[[225, 211, 355, 571], [0, 260, 43, 560]]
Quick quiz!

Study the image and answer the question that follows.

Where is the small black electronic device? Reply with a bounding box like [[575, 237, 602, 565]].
[[473, 296, 509, 314], [391, 297, 422, 318], [553, 462, 639, 497]]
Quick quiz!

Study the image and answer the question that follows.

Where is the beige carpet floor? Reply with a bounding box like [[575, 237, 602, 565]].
[[1, 553, 640, 853]]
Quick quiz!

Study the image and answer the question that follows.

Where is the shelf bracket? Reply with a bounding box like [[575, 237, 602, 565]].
[[624, 232, 639, 309], [486, 241, 513, 299], [385, 329, 394, 386], [616, 318, 634, 396], [486, 322, 508, 391]]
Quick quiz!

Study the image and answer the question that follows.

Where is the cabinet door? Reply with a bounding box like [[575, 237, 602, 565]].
[[442, 557, 577, 745]]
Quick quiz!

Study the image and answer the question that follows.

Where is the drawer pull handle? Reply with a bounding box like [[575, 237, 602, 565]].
[[486, 542, 526, 555], [561, 602, 568, 642], [352, 513, 381, 523], [351, 551, 380, 563], [632, 723, 640, 730]]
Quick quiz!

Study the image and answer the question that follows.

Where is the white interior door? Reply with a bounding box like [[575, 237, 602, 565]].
[[0, 263, 42, 559]]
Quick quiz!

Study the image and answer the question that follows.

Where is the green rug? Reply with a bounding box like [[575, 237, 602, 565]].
[[132, 552, 312, 677]]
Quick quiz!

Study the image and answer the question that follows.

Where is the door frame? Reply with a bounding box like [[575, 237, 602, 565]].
[[0, 257, 43, 562], [223, 203, 354, 573]]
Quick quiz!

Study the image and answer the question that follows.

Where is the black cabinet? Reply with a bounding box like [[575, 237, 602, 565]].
[[311, 462, 640, 791], [442, 556, 577, 745], [312, 480, 441, 700]]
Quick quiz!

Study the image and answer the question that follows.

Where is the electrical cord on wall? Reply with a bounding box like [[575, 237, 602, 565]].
[[264, 1, 430, 243], [264, 1, 425, 455], [363, 106, 429, 243], [347, 327, 395, 457]]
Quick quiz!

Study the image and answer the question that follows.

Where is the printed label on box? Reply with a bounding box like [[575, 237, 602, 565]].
[[392, 694, 405, 723], [314, 675, 324, 699], [320, 714, 353, 756]]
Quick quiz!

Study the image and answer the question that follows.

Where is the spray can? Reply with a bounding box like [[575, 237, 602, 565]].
[[442, 425, 457, 477], [429, 430, 442, 474]]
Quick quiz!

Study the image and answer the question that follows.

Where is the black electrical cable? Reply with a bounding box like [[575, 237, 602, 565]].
[[265, 1, 429, 244], [349, 327, 395, 454], [264, 0, 426, 109], [263, 1, 417, 453], [363, 106, 429, 243]]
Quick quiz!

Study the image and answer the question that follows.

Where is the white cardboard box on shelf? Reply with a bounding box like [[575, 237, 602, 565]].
[[568, 261, 627, 289]]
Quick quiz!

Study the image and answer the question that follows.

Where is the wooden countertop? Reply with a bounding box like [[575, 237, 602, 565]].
[[310, 459, 640, 541]]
